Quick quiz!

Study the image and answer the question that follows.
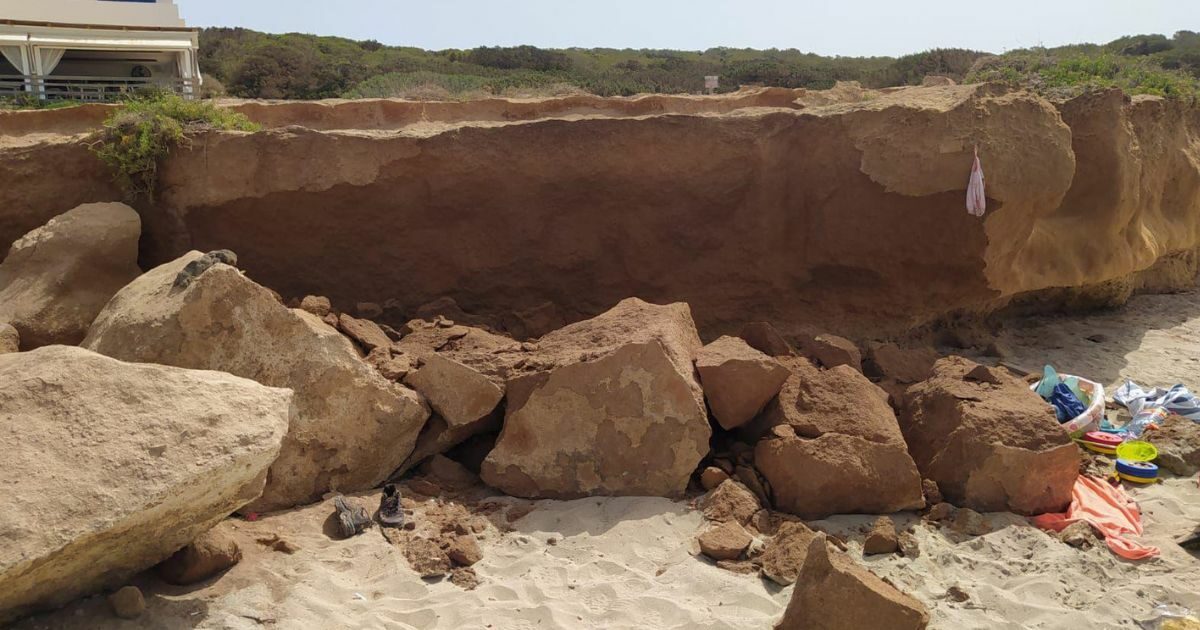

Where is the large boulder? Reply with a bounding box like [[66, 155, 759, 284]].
[[0, 202, 141, 348], [0, 346, 290, 624], [748, 357, 925, 518], [696, 336, 790, 430], [82, 251, 430, 512], [482, 298, 709, 498], [775, 534, 929, 630], [901, 357, 1079, 514]]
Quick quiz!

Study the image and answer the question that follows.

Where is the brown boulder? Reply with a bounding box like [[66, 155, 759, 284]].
[[406, 355, 503, 430], [775, 535, 929, 630], [901, 356, 1079, 514], [695, 336, 790, 430], [865, 342, 939, 384], [701, 479, 761, 525], [299, 295, 332, 317], [156, 526, 242, 585], [108, 586, 145, 620], [798, 333, 862, 371], [760, 521, 818, 586], [338, 313, 392, 352], [0, 202, 141, 348], [482, 298, 709, 498], [863, 517, 899, 555], [738, 321, 793, 357], [445, 535, 483, 567], [700, 466, 730, 490], [83, 252, 430, 512], [748, 357, 924, 518], [0, 322, 17, 354], [697, 521, 753, 561]]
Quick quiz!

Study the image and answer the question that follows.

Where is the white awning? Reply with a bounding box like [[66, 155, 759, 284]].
[[27, 35, 195, 51]]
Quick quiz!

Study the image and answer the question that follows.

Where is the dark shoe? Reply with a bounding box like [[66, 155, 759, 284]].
[[334, 495, 371, 538], [379, 484, 405, 527]]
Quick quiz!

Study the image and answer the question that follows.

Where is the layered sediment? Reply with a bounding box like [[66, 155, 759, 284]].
[[2, 84, 1197, 339]]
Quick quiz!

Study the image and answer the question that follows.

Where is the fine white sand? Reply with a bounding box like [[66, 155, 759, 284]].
[[15, 289, 1200, 630]]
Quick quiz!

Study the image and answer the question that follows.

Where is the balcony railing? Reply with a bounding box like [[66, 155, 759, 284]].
[[0, 75, 195, 102]]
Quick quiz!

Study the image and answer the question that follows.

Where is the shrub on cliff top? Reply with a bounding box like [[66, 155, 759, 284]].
[[91, 94, 259, 200]]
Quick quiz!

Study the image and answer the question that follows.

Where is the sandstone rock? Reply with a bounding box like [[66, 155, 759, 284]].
[[406, 355, 503, 429], [393, 318, 527, 385], [950, 508, 991, 536], [922, 75, 957, 87], [775, 535, 929, 630], [695, 336, 790, 430], [698, 521, 753, 561], [748, 357, 924, 518], [1147, 415, 1200, 476], [156, 526, 242, 585], [0, 202, 141, 348], [901, 356, 1079, 514], [82, 251, 430, 512], [338, 313, 392, 352], [865, 342, 939, 384], [798, 333, 863, 371], [1058, 521, 1097, 549], [700, 466, 730, 491], [760, 521, 818, 586], [300, 294, 332, 317], [964, 364, 1001, 384], [863, 517, 899, 555], [925, 502, 956, 522], [108, 586, 145, 620], [482, 298, 709, 498], [922, 479, 944, 505], [0, 322, 17, 354], [450, 566, 481, 590], [404, 536, 452, 578], [898, 532, 921, 558], [0, 346, 290, 624], [446, 535, 483, 567], [735, 464, 772, 508], [739, 321, 794, 357], [702, 480, 761, 525]]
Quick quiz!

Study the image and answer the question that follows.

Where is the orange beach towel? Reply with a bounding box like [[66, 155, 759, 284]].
[[1032, 475, 1159, 560]]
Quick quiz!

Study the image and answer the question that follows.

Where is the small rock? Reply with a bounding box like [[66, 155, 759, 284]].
[[863, 517, 899, 555], [734, 465, 771, 508], [715, 559, 760, 575], [700, 466, 730, 491], [1058, 521, 1097, 549], [1085, 334, 1109, 344], [449, 566, 480, 590], [156, 527, 242, 585], [408, 479, 442, 497], [356, 302, 383, 318], [946, 585, 971, 602], [738, 321, 794, 357], [0, 323, 18, 354], [547, 537, 558, 546], [337, 313, 392, 352], [697, 521, 753, 561], [922, 479, 944, 506], [950, 508, 991, 536], [760, 521, 818, 586], [798, 333, 862, 371], [300, 295, 332, 317], [322, 313, 339, 328], [108, 586, 145, 620], [925, 502, 956, 522], [446, 535, 483, 567], [964, 364, 1001, 385], [897, 531, 920, 558], [404, 536, 453, 578], [701, 479, 761, 525]]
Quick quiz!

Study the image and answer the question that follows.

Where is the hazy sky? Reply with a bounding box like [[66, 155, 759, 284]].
[[179, 1, 1198, 56]]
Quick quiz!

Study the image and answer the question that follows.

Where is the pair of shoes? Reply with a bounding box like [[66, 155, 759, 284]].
[[379, 484, 405, 527], [334, 495, 372, 538]]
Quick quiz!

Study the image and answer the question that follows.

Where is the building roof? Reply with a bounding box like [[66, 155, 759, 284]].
[[0, 0, 188, 31]]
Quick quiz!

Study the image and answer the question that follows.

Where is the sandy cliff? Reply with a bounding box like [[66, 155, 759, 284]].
[[1, 84, 1197, 338]]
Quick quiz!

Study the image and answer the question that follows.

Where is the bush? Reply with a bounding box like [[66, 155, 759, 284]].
[[91, 94, 259, 200]]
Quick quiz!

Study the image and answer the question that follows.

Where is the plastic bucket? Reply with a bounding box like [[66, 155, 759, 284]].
[[1032, 374, 1105, 438]]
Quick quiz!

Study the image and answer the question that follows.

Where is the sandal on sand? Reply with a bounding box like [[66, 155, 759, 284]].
[[334, 495, 372, 538]]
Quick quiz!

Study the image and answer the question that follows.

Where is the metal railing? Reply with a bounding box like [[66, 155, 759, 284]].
[[0, 75, 195, 102]]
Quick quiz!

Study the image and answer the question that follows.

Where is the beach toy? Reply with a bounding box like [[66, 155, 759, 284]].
[[1115, 440, 1158, 463], [1033, 374, 1106, 438], [1080, 431, 1123, 454], [1116, 459, 1159, 484]]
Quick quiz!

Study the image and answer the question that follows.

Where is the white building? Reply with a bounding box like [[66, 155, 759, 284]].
[[0, 0, 200, 101]]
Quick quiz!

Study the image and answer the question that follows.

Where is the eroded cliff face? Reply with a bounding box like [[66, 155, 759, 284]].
[[1, 84, 1197, 338]]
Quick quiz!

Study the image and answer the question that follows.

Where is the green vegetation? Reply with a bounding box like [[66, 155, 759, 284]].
[[91, 93, 259, 200], [966, 32, 1200, 99], [197, 28, 1200, 102], [0, 94, 80, 110]]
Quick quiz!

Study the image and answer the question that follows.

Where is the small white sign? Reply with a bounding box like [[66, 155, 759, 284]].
[[704, 76, 719, 89]]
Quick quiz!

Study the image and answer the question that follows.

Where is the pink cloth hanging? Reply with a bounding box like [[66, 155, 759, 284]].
[[966, 147, 986, 217]]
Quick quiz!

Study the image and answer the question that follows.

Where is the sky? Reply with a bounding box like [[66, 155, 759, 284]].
[[178, 0, 1200, 56]]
